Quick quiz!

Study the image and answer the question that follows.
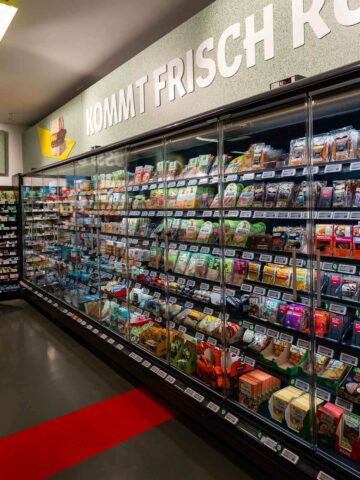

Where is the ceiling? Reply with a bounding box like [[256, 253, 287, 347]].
[[0, 0, 213, 126]]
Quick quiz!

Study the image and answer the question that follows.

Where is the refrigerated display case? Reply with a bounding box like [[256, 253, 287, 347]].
[[20, 74, 360, 480]]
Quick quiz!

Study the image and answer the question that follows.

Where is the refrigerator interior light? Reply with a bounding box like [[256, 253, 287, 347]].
[[0, 1, 18, 42]]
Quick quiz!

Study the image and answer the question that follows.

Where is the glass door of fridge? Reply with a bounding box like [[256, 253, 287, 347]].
[[164, 124, 228, 395], [221, 98, 316, 447], [310, 85, 360, 478]]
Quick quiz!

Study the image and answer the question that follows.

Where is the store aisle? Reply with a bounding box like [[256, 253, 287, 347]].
[[0, 300, 269, 480]]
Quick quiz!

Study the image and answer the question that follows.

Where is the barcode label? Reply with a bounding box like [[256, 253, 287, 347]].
[[329, 304, 347, 315], [317, 388, 331, 402], [268, 290, 281, 299], [207, 401, 220, 413], [262, 171, 275, 179], [274, 256, 288, 265], [224, 413, 239, 425], [195, 332, 205, 341], [317, 345, 334, 358], [281, 168, 296, 177], [281, 448, 299, 465], [190, 245, 199, 252], [253, 286, 266, 296], [335, 397, 353, 412], [338, 264, 356, 274], [267, 329, 279, 339], [150, 366, 160, 374], [340, 352, 358, 366], [242, 251, 254, 260], [325, 164, 342, 173], [279, 333, 293, 344], [255, 325, 267, 334], [297, 338, 310, 350], [259, 254, 272, 263], [295, 379, 310, 392]]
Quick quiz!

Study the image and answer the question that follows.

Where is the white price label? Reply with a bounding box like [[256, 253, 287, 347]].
[[340, 352, 358, 367], [202, 211, 213, 218], [185, 387, 194, 397], [350, 211, 360, 220], [169, 296, 177, 304], [324, 164, 342, 174], [317, 388, 331, 402], [199, 177, 208, 185], [297, 338, 310, 350], [107, 338, 115, 345], [168, 321, 176, 329], [189, 245, 199, 252], [210, 176, 219, 184], [321, 262, 333, 271], [200, 282, 210, 291], [187, 280, 196, 287], [212, 248, 221, 255], [317, 471, 336, 480], [178, 325, 187, 333], [185, 301, 194, 309], [179, 244, 187, 251], [244, 356, 256, 367], [277, 211, 289, 219], [195, 332, 205, 341], [177, 180, 186, 187], [329, 304, 347, 315], [350, 162, 360, 171], [267, 328, 279, 339], [259, 254, 273, 263], [229, 346, 240, 356], [115, 343, 124, 351], [274, 256, 288, 265], [282, 293, 293, 302], [142, 360, 151, 368], [264, 211, 276, 218], [303, 165, 319, 175], [255, 325, 267, 334], [100, 334, 108, 340], [224, 413, 239, 425], [200, 247, 210, 254], [157, 369, 167, 379], [207, 336, 217, 345], [225, 249, 235, 257], [317, 345, 334, 358], [295, 379, 310, 392], [240, 210, 252, 218], [204, 307, 214, 315], [150, 365, 160, 374], [175, 211, 183, 217], [279, 333, 293, 344], [261, 436, 278, 451], [335, 397, 353, 412], [262, 171, 275, 179], [289, 211, 302, 219], [253, 211, 265, 218], [318, 211, 333, 220], [227, 210, 239, 218], [281, 168, 296, 177], [207, 401, 220, 413], [338, 264, 356, 275], [165, 375, 176, 384], [192, 391, 205, 403], [333, 212, 350, 220], [281, 448, 299, 465], [241, 283, 252, 292], [93, 329, 99, 334], [253, 286, 266, 296], [187, 210, 196, 217], [168, 182, 176, 188], [188, 179, 198, 186], [242, 251, 254, 260], [177, 277, 185, 285], [267, 290, 281, 299], [242, 172, 255, 181]]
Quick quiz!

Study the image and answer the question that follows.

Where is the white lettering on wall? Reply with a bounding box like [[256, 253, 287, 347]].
[[153, 65, 167, 107], [136, 75, 148, 114], [195, 37, 216, 88], [334, 0, 360, 26], [217, 24, 242, 78], [292, 0, 331, 48], [186, 49, 194, 93], [93, 102, 103, 133], [168, 58, 186, 101], [119, 85, 135, 121], [244, 4, 274, 68], [103, 94, 118, 129]]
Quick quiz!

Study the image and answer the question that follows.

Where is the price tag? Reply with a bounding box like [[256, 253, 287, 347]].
[[187, 280, 196, 287], [178, 325, 187, 333], [244, 356, 256, 367], [165, 375, 176, 384], [253, 323, 266, 334], [168, 275, 175, 282], [157, 369, 167, 379], [185, 301, 194, 309], [317, 388, 331, 402], [175, 211, 183, 217], [177, 180, 186, 187], [329, 303, 347, 315], [333, 211, 350, 220], [281, 168, 296, 177], [303, 165, 319, 175], [195, 332, 205, 341], [240, 210, 252, 218], [289, 211, 302, 219], [200, 246, 210, 254], [253, 211, 265, 218], [227, 210, 239, 218], [207, 401, 220, 413], [253, 286, 266, 296], [225, 249, 235, 257], [282, 293, 293, 302], [300, 296, 311, 307], [325, 164, 342, 174], [321, 262, 333, 271], [188, 179, 198, 186], [281, 448, 299, 465], [150, 365, 160, 374], [178, 277, 185, 285], [141, 211, 148, 217], [242, 251, 254, 260], [141, 185, 149, 191], [264, 211, 276, 218], [115, 343, 124, 351], [317, 472, 335, 480], [229, 346, 241, 356], [267, 328, 279, 339], [335, 397, 353, 412], [262, 171, 275, 179], [274, 256, 288, 265], [207, 336, 217, 345], [200, 282, 210, 291], [143, 288, 150, 295], [242, 172, 255, 181], [199, 177, 208, 185], [318, 211, 333, 220], [279, 333, 293, 344], [202, 210, 213, 218], [297, 338, 310, 350], [169, 296, 177, 304], [192, 391, 205, 403], [148, 211, 155, 217], [169, 242, 177, 249], [212, 247, 221, 255], [267, 290, 281, 299], [340, 352, 358, 367], [153, 292, 161, 299], [350, 161, 360, 171], [100, 334, 108, 340], [210, 176, 219, 184], [295, 379, 310, 392], [189, 245, 199, 252], [350, 211, 360, 220], [317, 345, 334, 358], [241, 283, 252, 292], [338, 264, 356, 275], [169, 321, 176, 329], [224, 413, 239, 425], [179, 244, 187, 251], [204, 307, 214, 315], [186, 210, 196, 217]]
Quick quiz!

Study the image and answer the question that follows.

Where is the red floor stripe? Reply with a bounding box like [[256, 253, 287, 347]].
[[0, 387, 176, 480]]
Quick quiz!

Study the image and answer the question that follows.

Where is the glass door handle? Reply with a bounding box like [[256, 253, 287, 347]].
[[316, 249, 321, 308], [292, 247, 297, 302]]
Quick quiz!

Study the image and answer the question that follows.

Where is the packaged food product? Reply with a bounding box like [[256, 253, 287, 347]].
[[326, 272, 342, 297], [331, 126, 359, 161], [317, 402, 344, 446], [286, 393, 323, 435], [232, 259, 248, 286], [276, 182, 295, 208], [328, 313, 349, 342], [320, 359, 348, 382], [264, 183, 279, 208], [293, 181, 309, 208], [353, 181, 360, 208], [253, 183, 265, 207], [183, 157, 198, 178], [167, 249, 179, 272], [224, 258, 234, 283], [341, 276, 360, 302], [289, 137, 307, 166], [333, 224, 352, 258], [207, 256, 221, 281], [232, 221, 251, 248], [353, 226, 360, 259], [284, 226, 307, 254], [223, 220, 238, 245], [336, 411, 360, 460], [225, 156, 243, 174], [275, 266, 292, 288], [175, 187, 187, 209], [283, 304, 308, 331], [249, 295, 263, 318], [197, 221, 215, 244], [249, 333, 271, 352], [295, 268, 309, 292], [272, 226, 288, 251], [195, 254, 211, 278], [237, 185, 254, 208], [318, 186, 333, 208], [223, 182, 243, 208], [315, 224, 333, 256], [338, 367, 360, 405], [247, 262, 261, 282], [183, 219, 203, 242], [312, 134, 330, 164], [333, 180, 354, 208], [314, 309, 330, 337], [270, 386, 303, 423], [142, 165, 154, 183], [174, 251, 191, 274], [196, 154, 215, 177], [262, 298, 281, 323]]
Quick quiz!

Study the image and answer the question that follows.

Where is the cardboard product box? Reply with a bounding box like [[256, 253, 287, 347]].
[[317, 402, 343, 446], [337, 367, 360, 405], [285, 393, 323, 438], [336, 411, 360, 460], [269, 386, 303, 423], [315, 224, 333, 256]]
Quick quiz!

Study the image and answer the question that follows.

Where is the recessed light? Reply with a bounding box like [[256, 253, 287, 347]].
[[0, 1, 18, 43]]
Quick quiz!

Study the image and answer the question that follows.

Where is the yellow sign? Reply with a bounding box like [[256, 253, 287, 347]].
[[37, 127, 75, 160]]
